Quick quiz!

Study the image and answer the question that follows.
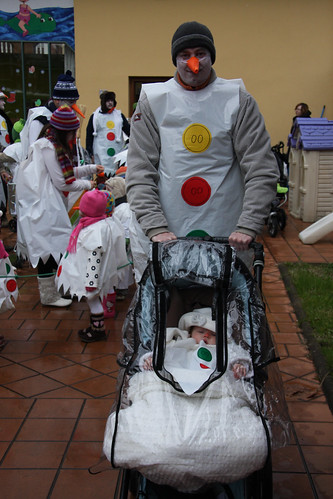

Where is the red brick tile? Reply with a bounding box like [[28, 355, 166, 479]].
[[4, 374, 63, 397], [72, 418, 106, 441], [42, 341, 85, 354], [0, 469, 56, 499], [46, 364, 100, 384], [0, 364, 36, 384], [0, 441, 10, 459], [73, 375, 117, 397], [20, 354, 74, 373], [287, 401, 333, 422], [0, 399, 34, 418], [29, 398, 83, 418], [2, 441, 67, 468], [82, 354, 119, 373], [302, 445, 333, 473], [1, 341, 47, 354], [278, 357, 315, 377], [294, 422, 333, 445], [17, 418, 76, 441], [272, 445, 306, 472], [62, 441, 104, 468], [0, 419, 24, 441], [50, 469, 118, 499], [80, 399, 113, 419], [36, 386, 93, 398], [312, 474, 333, 499], [0, 356, 12, 367], [28, 329, 72, 341]]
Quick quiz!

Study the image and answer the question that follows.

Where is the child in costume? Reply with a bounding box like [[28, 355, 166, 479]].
[[16, 105, 103, 307], [56, 189, 128, 342], [105, 176, 134, 300], [103, 307, 267, 490], [0, 228, 18, 349], [100, 189, 116, 318], [140, 307, 253, 395], [86, 91, 130, 175]]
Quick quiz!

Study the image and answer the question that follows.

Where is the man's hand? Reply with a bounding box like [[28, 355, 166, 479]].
[[151, 231, 177, 243], [228, 232, 253, 251]]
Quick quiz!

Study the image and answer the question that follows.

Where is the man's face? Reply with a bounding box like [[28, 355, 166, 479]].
[[176, 47, 212, 87], [106, 99, 114, 110], [0, 99, 6, 111]]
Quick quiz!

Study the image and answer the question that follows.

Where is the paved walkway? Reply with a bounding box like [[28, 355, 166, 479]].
[[0, 211, 332, 498]]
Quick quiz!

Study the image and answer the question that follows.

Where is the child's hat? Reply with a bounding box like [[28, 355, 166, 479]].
[[0, 92, 8, 100], [178, 308, 215, 333], [52, 70, 79, 101], [79, 189, 107, 217], [101, 190, 115, 217], [105, 177, 126, 200], [49, 105, 80, 131]]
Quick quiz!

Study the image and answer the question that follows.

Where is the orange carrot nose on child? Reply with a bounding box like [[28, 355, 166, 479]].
[[187, 56, 200, 74]]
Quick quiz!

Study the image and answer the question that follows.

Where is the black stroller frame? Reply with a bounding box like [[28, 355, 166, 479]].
[[108, 238, 289, 499], [266, 141, 289, 237]]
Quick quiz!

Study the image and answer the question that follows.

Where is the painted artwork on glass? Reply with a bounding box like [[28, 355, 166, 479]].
[[0, 0, 74, 50]]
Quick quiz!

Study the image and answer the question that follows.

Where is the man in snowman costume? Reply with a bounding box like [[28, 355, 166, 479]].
[[126, 21, 278, 266]]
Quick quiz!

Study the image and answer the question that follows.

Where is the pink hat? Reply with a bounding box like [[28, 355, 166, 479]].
[[49, 105, 80, 131], [79, 189, 107, 217]]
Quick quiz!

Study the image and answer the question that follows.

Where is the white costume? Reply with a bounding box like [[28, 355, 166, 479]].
[[19, 106, 52, 160], [103, 367, 267, 492], [92, 108, 126, 175], [56, 217, 128, 301], [16, 138, 96, 267], [136, 78, 245, 237], [0, 245, 18, 313]]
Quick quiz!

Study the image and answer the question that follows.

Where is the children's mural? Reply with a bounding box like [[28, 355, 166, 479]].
[[0, 0, 74, 50]]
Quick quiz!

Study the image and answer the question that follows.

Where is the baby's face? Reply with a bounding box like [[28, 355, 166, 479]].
[[191, 326, 216, 345]]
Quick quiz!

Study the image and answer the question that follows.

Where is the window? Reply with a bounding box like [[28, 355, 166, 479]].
[[0, 41, 74, 123]]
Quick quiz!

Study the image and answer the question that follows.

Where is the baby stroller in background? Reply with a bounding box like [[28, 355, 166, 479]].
[[266, 142, 289, 237], [103, 238, 290, 499]]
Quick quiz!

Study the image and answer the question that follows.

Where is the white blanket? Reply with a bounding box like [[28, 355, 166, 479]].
[[103, 370, 268, 493]]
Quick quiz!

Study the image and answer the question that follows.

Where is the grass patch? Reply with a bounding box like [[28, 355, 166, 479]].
[[285, 262, 333, 375]]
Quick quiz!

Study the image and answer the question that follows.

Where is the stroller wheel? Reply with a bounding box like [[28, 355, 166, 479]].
[[267, 214, 278, 237], [277, 209, 287, 230]]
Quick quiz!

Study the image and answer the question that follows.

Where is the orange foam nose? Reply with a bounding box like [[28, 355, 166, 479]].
[[71, 103, 85, 119], [187, 57, 199, 74]]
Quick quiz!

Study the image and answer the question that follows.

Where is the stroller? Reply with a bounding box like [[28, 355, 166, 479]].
[[102, 238, 290, 498], [266, 142, 289, 237]]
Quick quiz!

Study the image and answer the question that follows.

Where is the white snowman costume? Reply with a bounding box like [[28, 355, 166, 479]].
[[92, 108, 126, 175], [0, 240, 18, 313], [56, 216, 128, 301]]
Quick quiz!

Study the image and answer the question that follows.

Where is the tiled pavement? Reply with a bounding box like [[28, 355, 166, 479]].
[[0, 211, 332, 499]]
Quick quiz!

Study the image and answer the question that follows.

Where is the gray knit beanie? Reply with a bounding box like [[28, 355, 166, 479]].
[[171, 21, 216, 66]]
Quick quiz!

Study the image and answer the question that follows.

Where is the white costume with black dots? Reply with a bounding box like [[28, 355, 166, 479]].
[[56, 217, 128, 300]]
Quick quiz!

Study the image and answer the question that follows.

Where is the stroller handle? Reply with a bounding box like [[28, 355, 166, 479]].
[[173, 236, 265, 291]]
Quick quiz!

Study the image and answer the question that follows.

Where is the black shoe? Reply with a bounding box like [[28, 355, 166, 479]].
[[78, 326, 106, 343]]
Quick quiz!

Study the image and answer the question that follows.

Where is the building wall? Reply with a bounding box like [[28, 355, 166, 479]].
[[74, 0, 333, 146]]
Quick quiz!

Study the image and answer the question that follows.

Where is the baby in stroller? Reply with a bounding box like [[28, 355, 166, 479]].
[[140, 308, 253, 394], [103, 239, 290, 497]]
